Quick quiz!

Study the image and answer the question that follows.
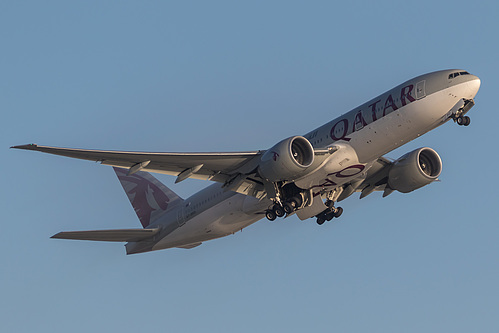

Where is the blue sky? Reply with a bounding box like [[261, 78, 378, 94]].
[[2, 1, 499, 332]]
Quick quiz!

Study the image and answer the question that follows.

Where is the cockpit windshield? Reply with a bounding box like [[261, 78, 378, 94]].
[[448, 71, 470, 79]]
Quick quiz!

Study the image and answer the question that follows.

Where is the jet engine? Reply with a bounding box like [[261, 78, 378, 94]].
[[258, 136, 314, 182], [388, 147, 442, 193]]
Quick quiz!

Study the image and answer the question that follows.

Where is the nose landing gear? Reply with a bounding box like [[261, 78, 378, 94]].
[[452, 99, 474, 126], [456, 115, 471, 126]]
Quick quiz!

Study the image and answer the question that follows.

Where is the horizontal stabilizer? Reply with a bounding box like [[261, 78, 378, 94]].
[[51, 228, 159, 242]]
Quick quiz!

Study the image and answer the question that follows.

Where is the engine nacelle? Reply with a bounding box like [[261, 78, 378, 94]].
[[258, 136, 314, 182], [388, 147, 442, 193]]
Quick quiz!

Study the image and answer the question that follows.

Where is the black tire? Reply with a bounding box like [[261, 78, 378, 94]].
[[464, 116, 471, 126], [274, 205, 285, 217], [291, 196, 302, 208], [325, 212, 335, 221], [283, 202, 294, 214], [317, 217, 325, 225], [457, 116, 464, 126], [334, 207, 343, 218], [266, 210, 277, 221]]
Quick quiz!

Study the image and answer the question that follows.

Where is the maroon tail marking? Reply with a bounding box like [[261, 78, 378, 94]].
[[115, 169, 170, 228]]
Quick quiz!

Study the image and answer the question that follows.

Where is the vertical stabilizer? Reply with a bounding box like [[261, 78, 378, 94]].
[[113, 167, 183, 228]]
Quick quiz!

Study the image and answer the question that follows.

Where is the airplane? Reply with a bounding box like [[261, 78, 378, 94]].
[[11, 69, 481, 254]]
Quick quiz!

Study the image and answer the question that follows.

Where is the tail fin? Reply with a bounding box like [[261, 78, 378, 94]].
[[113, 167, 183, 228]]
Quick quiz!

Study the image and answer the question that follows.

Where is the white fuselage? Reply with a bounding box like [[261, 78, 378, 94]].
[[147, 70, 480, 251]]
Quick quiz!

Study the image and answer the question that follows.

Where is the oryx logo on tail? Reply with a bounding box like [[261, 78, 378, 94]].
[[114, 168, 172, 227]]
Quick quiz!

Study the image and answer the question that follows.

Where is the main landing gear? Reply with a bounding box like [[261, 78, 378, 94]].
[[265, 204, 283, 221], [265, 196, 303, 221], [315, 201, 343, 225], [265, 197, 344, 225]]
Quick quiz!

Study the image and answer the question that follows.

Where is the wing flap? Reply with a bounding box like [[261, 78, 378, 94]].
[[51, 228, 160, 242]]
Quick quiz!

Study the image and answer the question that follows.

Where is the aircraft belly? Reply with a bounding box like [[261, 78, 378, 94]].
[[152, 195, 263, 250]]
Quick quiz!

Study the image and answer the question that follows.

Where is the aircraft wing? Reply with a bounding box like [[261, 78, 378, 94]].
[[11, 143, 337, 198], [12, 143, 262, 180]]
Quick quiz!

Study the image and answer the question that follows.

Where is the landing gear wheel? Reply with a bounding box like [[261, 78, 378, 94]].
[[463, 116, 471, 126], [334, 207, 343, 218], [317, 217, 325, 225], [265, 210, 276, 221], [274, 205, 285, 218], [325, 212, 335, 221], [291, 196, 302, 208], [283, 202, 295, 214], [457, 116, 471, 126]]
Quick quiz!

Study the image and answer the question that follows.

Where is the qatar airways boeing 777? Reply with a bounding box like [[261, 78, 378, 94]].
[[12, 69, 481, 254]]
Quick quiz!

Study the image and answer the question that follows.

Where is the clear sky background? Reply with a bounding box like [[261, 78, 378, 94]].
[[2, 1, 498, 332]]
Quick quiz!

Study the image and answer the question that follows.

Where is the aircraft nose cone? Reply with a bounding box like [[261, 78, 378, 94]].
[[467, 76, 481, 98]]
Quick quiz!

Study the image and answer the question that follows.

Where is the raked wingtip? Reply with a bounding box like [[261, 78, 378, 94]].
[[10, 143, 38, 150]]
